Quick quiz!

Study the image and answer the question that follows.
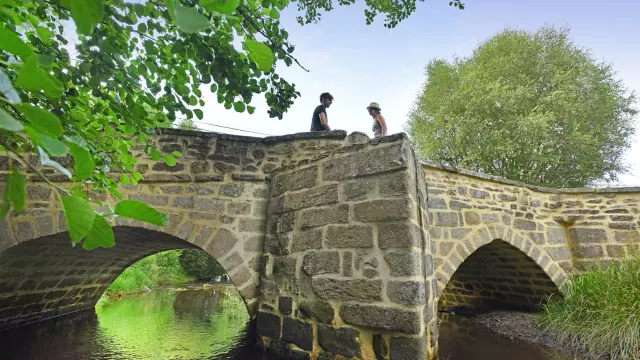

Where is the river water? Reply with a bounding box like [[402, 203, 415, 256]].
[[0, 285, 572, 360]]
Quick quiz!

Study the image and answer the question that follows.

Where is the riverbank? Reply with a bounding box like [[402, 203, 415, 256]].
[[470, 311, 593, 360]]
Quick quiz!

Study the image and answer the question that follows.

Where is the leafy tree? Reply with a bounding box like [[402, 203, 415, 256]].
[[0, 0, 463, 251], [179, 249, 228, 282], [407, 26, 637, 188], [177, 117, 201, 131]]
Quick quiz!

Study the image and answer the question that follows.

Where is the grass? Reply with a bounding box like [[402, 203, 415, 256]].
[[102, 250, 194, 300], [538, 254, 640, 360]]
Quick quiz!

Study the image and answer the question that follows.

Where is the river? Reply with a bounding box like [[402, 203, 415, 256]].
[[0, 285, 572, 360]]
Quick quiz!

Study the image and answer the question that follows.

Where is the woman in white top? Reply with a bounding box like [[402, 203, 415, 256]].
[[367, 102, 387, 138]]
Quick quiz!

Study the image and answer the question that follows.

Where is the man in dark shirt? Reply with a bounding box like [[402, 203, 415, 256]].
[[310, 92, 333, 131]]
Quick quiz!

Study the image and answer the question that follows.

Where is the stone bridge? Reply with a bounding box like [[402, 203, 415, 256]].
[[1, 129, 638, 360]]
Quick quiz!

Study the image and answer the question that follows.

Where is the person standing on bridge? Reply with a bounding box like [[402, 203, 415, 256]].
[[310, 92, 333, 132], [367, 102, 387, 138]]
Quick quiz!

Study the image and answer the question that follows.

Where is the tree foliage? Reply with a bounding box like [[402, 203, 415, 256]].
[[407, 26, 637, 188], [179, 249, 228, 281], [0, 0, 463, 250]]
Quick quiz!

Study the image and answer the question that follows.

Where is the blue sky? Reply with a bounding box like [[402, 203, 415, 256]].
[[196, 0, 640, 187]]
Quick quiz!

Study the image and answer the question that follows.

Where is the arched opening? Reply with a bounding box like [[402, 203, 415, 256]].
[[0, 226, 256, 331], [439, 239, 562, 312]]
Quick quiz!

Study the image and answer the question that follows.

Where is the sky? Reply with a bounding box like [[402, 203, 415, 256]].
[[192, 0, 640, 187]]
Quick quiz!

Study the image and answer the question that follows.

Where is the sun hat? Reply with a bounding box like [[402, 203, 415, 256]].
[[366, 102, 381, 111]]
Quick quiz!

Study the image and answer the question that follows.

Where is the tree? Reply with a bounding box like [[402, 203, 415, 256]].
[[0, 0, 463, 251], [179, 249, 228, 282], [407, 26, 637, 188]]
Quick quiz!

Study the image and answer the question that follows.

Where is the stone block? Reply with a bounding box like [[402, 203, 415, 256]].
[[256, 311, 281, 339], [27, 186, 52, 201], [464, 211, 481, 225], [379, 171, 410, 197], [573, 245, 604, 258], [152, 162, 185, 172], [387, 280, 426, 305], [436, 212, 459, 227], [322, 143, 408, 181], [264, 234, 291, 255], [291, 230, 323, 252], [450, 200, 472, 210], [514, 219, 536, 230], [273, 257, 297, 275], [427, 196, 447, 209], [340, 304, 422, 334], [342, 178, 375, 201], [239, 218, 265, 233], [318, 324, 361, 358], [35, 216, 54, 237], [300, 204, 349, 229], [363, 268, 379, 278], [172, 197, 195, 209], [312, 278, 382, 301], [390, 335, 427, 360], [451, 228, 472, 240], [190, 161, 210, 174], [342, 251, 354, 276], [272, 166, 318, 197], [302, 251, 340, 275], [614, 230, 640, 243], [353, 198, 412, 222], [227, 202, 251, 215], [607, 245, 626, 258], [271, 184, 339, 214], [128, 194, 169, 206], [220, 183, 244, 197], [279, 297, 293, 315], [384, 251, 421, 276], [547, 228, 567, 244], [221, 251, 244, 272], [196, 199, 226, 212], [326, 225, 373, 248], [570, 228, 608, 244], [282, 317, 313, 351], [378, 222, 419, 249], [298, 300, 334, 323], [470, 189, 490, 199], [545, 246, 571, 261], [266, 212, 295, 234]]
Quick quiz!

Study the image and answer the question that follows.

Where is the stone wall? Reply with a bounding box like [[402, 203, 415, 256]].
[[423, 161, 640, 312], [255, 135, 437, 360], [0, 129, 352, 331]]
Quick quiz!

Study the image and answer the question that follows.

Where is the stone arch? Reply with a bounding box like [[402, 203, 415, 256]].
[[436, 224, 569, 311], [0, 226, 261, 331]]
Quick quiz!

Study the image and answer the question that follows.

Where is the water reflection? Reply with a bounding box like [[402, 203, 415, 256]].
[[437, 313, 573, 360], [1, 285, 259, 360], [1, 286, 575, 360]]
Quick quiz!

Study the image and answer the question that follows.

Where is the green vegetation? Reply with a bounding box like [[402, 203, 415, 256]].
[[407, 26, 637, 188], [103, 250, 193, 299], [1, 0, 464, 251], [180, 249, 229, 282], [538, 255, 640, 359]]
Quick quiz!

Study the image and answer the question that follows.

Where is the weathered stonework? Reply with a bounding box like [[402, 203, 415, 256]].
[[1, 128, 638, 360]]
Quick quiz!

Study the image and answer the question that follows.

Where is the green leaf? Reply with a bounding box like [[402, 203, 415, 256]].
[[165, 0, 176, 19], [201, 0, 240, 15], [171, 151, 182, 158], [0, 108, 24, 132], [114, 200, 168, 227], [25, 127, 68, 157], [194, 109, 204, 120], [15, 55, 64, 98], [61, 0, 105, 35], [83, 214, 115, 250], [173, 4, 211, 33], [0, 69, 21, 104], [0, 27, 34, 59], [243, 40, 275, 72], [62, 195, 96, 244], [164, 154, 177, 166], [233, 101, 246, 113], [36, 26, 53, 44], [17, 104, 63, 137], [6, 169, 26, 213], [67, 141, 95, 180], [247, 106, 255, 114], [0, 202, 9, 221], [150, 149, 163, 161], [38, 146, 72, 179], [120, 173, 131, 185], [133, 172, 144, 181], [269, 8, 280, 19]]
